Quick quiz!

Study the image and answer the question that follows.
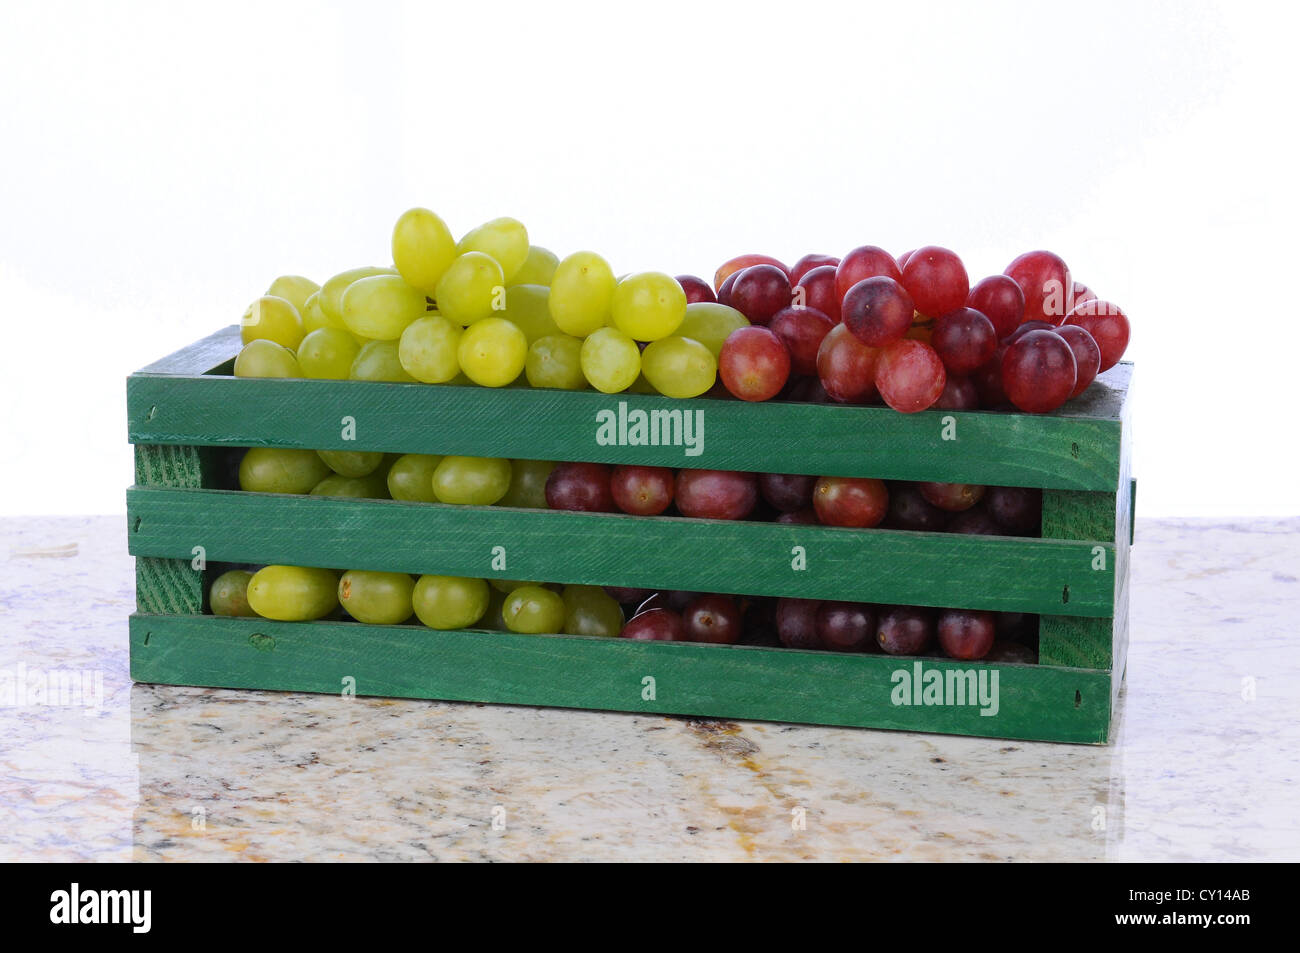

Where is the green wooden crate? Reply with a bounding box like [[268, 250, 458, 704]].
[[126, 325, 1134, 744]]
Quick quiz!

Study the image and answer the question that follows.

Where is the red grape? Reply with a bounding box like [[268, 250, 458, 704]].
[[874, 339, 946, 413], [1003, 320, 1058, 345], [682, 594, 742, 644], [966, 275, 1025, 340], [896, 249, 917, 271], [621, 608, 685, 641], [930, 307, 997, 374], [714, 254, 788, 291], [816, 324, 882, 404], [676, 275, 716, 304], [634, 592, 668, 615], [1064, 299, 1129, 371], [1001, 329, 1076, 414], [985, 486, 1041, 535], [794, 264, 841, 322], [834, 246, 902, 302], [934, 374, 979, 410], [1004, 250, 1071, 325], [790, 253, 840, 285], [729, 265, 792, 326], [759, 472, 816, 512], [545, 462, 615, 512], [1068, 281, 1096, 312], [719, 326, 790, 401], [816, 601, 877, 652], [900, 246, 969, 318], [973, 345, 1010, 408], [884, 483, 949, 531], [769, 306, 834, 377], [842, 276, 916, 348], [937, 609, 996, 660], [605, 586, 654, 604], [876, 606, 935, 655], [919, 481, 986, 512], [675, 469, 758, 520], [812, 476, 888, 527], [776, 508, 818, 525], [986, 641, 1037, 664], [1053, 324, 1101, 398], [776, 597, 823, 650], [716, 270, 740, 307], [610, 465, 675, 516], [946, 507, 1002, 535]]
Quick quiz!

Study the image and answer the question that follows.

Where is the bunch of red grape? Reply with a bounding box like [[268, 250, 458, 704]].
[[611, 587, 1038, 662], [548, 462, 1040, 536], [680, 247, 1130, 414]]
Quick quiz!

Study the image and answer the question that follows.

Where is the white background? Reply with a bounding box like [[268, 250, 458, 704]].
[[1, 0, 1295, 516]]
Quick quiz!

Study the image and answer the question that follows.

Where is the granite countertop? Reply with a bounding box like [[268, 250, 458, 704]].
[[1, 515, 1296, 862]]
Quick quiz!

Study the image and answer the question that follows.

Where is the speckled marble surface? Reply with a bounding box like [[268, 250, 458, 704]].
[[1, 516, 1297, 862]]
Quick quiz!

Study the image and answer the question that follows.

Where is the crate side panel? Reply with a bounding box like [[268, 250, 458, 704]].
[[126, 364, 1130, 490], [127, 487, 1116, 617], [132, 444, 205, 613], [134, 325, 242, 375], [129, 615, 1113, 743]]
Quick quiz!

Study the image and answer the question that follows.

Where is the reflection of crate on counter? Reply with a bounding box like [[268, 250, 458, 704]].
[[126, 325, 1134, 744]]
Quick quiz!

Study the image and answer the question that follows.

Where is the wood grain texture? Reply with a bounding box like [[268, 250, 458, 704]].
[[133, 445, 205, 614], [127, 486, 1116, 617], [128, 343, 1131, 490], [129, 613, 1113, 743], [134, 325, 243, 376]]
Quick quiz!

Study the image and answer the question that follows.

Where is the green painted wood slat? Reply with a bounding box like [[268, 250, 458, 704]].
[[126, 326, 1131, 491], [129, 614, 1114, 744], [126, 486, 1116, 617]]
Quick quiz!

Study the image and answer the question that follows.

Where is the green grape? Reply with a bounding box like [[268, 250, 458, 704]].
[[297, 327, 360, 379], [350, 340, 416, 382], [641, 335, 717, 398], [317, 449, 384, 477], [247, 565, 339, 621], [310, 472, 390, 498], [457, 317, 526, 387], [239, 447, 333, 494], [241, 295, 304, 349], [432, 456, 512, 505], [549, 251, 616, 336], [412, 575, 490, 629], [580, 326, 641, 393], [301, 291, 341, 334], [435, 251, 505, 325], [678, 302, 750, 358], [502, 585, 565, 634], [341, 274, 427, 340], [339, 570, 414, 625], [525, 334, 586, 390], [562, 584, 624, 637], [319, 265, 395, 322], [456, 217, 529, 281], [500, 284, 561, 343], [265, 275, 320, 315], [489, 577, 542, 593], [508, 246, 559, 287], [611, 272, 688, 342], [398, 314, 462, 383], [392, 207, 458, 293], [626, 372, 657, 394], [233, 339, 301, 378], [209, 569, 257, 617], [386, 453, 443, 502], [498, 459, 555, 508]]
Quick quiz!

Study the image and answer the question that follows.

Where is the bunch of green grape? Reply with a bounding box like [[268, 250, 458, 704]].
[[210, 565, 623, 637], [233, 209, 743, 399], [236, 447, 555, 507]]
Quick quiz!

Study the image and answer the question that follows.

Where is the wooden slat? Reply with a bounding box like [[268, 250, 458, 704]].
[[127, 349, 1132, 490], [126, 486, 1115, 617], [133, 445, 205, 613], [129, 613, 1113, 744], [134, 325, 242, 376]]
